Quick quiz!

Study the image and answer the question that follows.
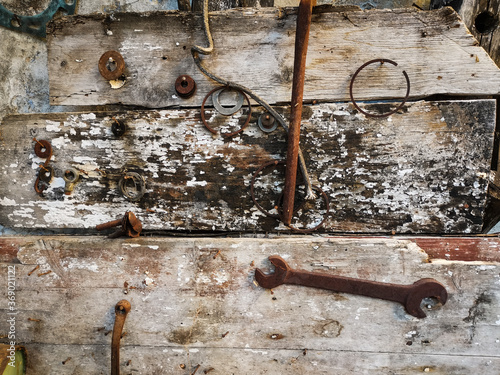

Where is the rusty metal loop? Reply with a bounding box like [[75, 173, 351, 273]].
[[278, 185, 330, 233], [349, 58, 410, 118], [250, 161, 329, 232], [201, 86, 252, 138], [175, 75, 196, 98], [34, 139, 52, 158], [38, 165, 54, 183], [99, 51, 125, 81], [119, 172, 146, 202]]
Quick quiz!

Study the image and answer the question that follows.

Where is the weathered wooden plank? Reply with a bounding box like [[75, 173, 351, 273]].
[[18, 345, 500, 374], [0, 100, 494, 233], [457, 0, 500, 67], [47, 7, 500, 108], [0, 236, 499, 374]]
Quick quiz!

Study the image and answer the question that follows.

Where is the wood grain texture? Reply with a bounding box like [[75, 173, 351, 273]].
[[47, 7, 500, 108], [0, 236, 499, 373], [0, 100, 494, 233]]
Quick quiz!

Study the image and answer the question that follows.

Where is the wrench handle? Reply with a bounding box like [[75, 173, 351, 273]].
[[111, 300, 131, 375], [286, 271, 411, 304]]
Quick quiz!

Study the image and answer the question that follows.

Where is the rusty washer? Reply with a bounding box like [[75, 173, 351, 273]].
[[98, 51, 126, 81], [34, 139, 52, 159], [175, 75, 196, 98], [349, 58, 410, 118]]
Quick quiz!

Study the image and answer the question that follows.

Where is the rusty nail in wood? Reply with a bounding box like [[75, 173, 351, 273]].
[[62, 357, 72, 365], [28, 265, 40, 276], [96, 219, 123, 231], [179, 364, 186, 369], [38, 270, 52, 277], [28, 318, 41, 322], [282, 0, 314, 225], [204, 368, 215, 374], [221, 331, 229, 338], [191, 365, 201, 375], [32, 137, 44, 147]]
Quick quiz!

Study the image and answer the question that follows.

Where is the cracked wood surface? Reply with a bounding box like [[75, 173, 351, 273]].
[[0, 236, 499, 374], [0, 100, 495, 233], [47, 7, 500, 108]]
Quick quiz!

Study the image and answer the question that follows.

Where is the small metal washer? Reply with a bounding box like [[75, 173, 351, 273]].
[[212, 88, 245, 116], [258, 113, 278, 133]]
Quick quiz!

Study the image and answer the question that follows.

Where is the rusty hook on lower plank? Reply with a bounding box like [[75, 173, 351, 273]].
[[282, 0, 314, 225], [111, 300, 131, 375]]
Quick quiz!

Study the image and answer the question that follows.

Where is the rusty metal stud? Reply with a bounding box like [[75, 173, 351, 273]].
[[111, 300, 131, 375], [111, 118, 126, 137], [349, 58, 410, 118], [258, 112, 277, 133], [119, 172, 145, 202], [96, 211, 142, 238], [175, 75, 196, 98], [99, 51, 125, 81]]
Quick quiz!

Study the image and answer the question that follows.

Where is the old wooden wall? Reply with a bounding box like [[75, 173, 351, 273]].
[[0, 236, 499, 374], [1, 3, 500, 375]]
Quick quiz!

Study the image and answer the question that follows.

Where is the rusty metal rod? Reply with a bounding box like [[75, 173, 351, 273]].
[[111, 300, 131, 375], [282, 0, 314, 225]]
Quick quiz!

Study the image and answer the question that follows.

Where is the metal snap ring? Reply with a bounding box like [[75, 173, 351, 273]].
[[119, 172, 146, 202], [212, 87, 245, 116], [277, 185, 330, 233], [98, 51, 126, 81], [258, 112, 278, 133], [349, 58, 410, 118], [250, 160, 308, 219], [201, 86, 252, 138]]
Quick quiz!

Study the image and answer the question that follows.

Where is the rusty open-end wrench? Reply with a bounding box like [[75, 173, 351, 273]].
[[255, 256, 447, 318], [111, 300, 131, 375]]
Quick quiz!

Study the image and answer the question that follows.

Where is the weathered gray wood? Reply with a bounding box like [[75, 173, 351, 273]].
[[458, 0, 500, 67], [20, 345, 500, 374], [47, 7, 500, 108], [0, 100, 494, 233], [0, 236, 499, 374]]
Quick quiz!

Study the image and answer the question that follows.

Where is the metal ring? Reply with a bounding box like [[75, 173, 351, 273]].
[[34, 140, 52, 158], [212, 87, 245, 116], [349, 59, 410, 118], [258, 112, 278, 133], [119, 172, 145, 202], [38, 165, 54, 183], [278, 185, 330, 233], [250, 160, 286, 219], [250, 160, 312, 220], [201, 86, 252, 138], [98, 51, 126, 81]]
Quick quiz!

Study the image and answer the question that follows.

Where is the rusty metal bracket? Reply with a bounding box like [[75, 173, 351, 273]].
[[0, 0, 77, 38], [111, 300, 131, 375]]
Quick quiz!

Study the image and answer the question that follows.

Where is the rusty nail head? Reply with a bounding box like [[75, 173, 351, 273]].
[[175, 75, 196, 98], [99, 51, 126, 81], [111, 118, 126, 137]]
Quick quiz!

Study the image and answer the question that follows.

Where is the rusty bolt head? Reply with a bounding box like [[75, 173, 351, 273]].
[[175, 75, 196, 98], [111, 119, 126, 137], [98, 51, 125, 80]]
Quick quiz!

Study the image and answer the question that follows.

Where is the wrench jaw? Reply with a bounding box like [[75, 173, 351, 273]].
[[404, 279, 448, 319], [254, 255, 290, 289]]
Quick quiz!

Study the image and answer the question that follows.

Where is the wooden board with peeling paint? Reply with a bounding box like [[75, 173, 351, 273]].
[[0, 236, 499, 374], [0, 99, 495, 233], [47, 7, 500, 108]]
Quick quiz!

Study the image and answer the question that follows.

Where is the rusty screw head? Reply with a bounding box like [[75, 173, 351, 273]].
[[98, 51, 125, 81], [111, 119, 126, 137], [258, 112, 277, 133], [175, 75, 196, 98]]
